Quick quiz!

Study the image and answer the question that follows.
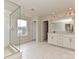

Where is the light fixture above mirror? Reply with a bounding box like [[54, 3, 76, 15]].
[[65, 8, 75, 16]]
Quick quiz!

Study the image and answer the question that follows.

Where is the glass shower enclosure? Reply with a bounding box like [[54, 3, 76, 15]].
[[4, 0, 21, 59]]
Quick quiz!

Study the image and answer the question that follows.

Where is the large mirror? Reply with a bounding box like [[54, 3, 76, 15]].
[[52, 18, 74, 33]]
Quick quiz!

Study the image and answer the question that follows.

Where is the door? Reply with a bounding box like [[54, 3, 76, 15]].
[[10, 9, 20, 46], [10, 13, 18, 45], [42, 21, 48, 41]]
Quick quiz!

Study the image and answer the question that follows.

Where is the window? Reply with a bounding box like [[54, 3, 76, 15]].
[[17, 19, 28, 36]]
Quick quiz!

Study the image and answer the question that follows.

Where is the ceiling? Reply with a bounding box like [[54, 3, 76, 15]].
[[9, 0, 75, 17]]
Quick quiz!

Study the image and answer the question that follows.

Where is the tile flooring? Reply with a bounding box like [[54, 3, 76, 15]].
[[20, 41, 75, 59]]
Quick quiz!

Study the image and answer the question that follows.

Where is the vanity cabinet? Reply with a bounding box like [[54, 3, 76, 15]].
[[48, 16, 75, 50], [48, 33, 57, 45], [48, 33, 75, 50]]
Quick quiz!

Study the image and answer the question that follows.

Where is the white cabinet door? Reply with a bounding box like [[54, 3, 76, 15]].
[[48, 34, 57, 45], [63, 37, 71, 48], [70, 37, 75, 49], [57, 36, 63, 46], [52, 36, 57, 45]]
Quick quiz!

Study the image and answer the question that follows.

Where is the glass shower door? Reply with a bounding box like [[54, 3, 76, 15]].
[[10, 7, 21, 50]]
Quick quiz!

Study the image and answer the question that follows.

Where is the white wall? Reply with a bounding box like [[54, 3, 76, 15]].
[[36, 20, 41, 42], [4, 10, 10, 47], [32, 21, 36, 41]]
